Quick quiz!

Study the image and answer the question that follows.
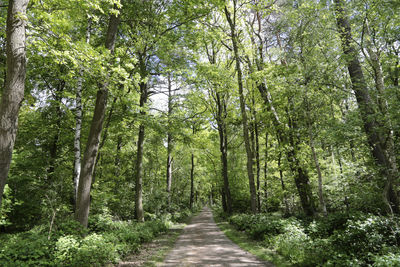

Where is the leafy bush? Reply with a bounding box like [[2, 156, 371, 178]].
[[0, 216, 169, 266], [54, 235, 80, 265], [55, 233, 118, 266], [226, 210, 400, 266], [0, 226, 55, 266], [374, 253, 400, 267], [272, 221, 309, 264], [229, 213, 286, 240], [54, 218, 88, 238]]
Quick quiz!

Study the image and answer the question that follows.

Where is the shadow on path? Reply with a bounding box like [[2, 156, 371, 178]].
[[160, 207, 273, 267]]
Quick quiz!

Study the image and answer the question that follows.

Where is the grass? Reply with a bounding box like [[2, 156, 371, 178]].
[[213, 212, 291, 267]]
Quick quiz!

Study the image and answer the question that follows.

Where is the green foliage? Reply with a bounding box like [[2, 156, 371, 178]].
[[374, 253, 400, 267], [55, 233, 119, 266], [0, 217, 170, 267], [0, 226, 54, 267], [272, 221, 309, 265], [226, 210, 400, 266]]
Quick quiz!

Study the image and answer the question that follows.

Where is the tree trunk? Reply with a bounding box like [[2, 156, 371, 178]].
[[0, 0, 29, 209], [278, 150, 290, 215], [166, 74, 173, 208], [166, 134, 173, 208], [135, 80, 147, 222], [47, 81, 65, 183], [254, 106, 261, 212], [73, 72, 83, 203], [190, 152, 195, 210], [75, 11, 120, 227], [225, 4, 257, 213], [309, 125, 327, 215], [287, 103, 315, 216], [249, 9, 314, 216], [217, 96, 232, 213], [73, 20, 91, 204], [334, 0, 399, 214], [264, 132, 268, 211]]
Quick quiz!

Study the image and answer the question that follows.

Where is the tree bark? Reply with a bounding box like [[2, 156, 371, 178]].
[[216, 92, 232, 214], [334, 0, 399, 213], [0, 0, 29, 209], [249, 9, 314, 216], [166, 74, 173, 209], [75, 11, 120, 227], [225, 4, 257, 213], [190, 152, 195, 210], [135, 80, 147, 222], [264, 132, 268, 211], [287, 102, 315, 216], [73, 19, 91, 204], [47, 80, 65, 183], [309, 124, 327, 215], [278, 150, 290, 215]]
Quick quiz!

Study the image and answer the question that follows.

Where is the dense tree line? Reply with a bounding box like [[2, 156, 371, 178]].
[[0, 0, 400, 264]]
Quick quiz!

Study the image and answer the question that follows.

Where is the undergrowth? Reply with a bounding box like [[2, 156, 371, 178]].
[[217, 209, 400, 266], [0, 207, 197, 266]]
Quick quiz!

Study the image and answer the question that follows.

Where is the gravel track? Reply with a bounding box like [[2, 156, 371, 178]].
[[160, 207, 273, 267]]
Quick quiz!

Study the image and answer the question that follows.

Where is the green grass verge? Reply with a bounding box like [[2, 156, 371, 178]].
[[213, 213, 291, 267]]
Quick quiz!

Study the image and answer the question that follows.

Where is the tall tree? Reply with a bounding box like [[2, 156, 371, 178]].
[[74, 19, 91, 203], [166, 74, 173, 209], [75, 9, 120, 227], [225, 1, 257, 213], [0, 0, 29, 209], [334, 0, 399, 213]]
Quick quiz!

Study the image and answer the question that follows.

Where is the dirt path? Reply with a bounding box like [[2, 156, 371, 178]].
[[160, 207, 273, 267]]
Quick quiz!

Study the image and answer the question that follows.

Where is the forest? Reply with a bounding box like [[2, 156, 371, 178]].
[[1, 0, 400, 266]]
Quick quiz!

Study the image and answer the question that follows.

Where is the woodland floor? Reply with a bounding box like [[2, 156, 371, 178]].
[[159, 207, 272, 267]]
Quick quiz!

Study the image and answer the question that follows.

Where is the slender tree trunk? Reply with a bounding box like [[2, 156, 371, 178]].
[[221, 188, 227, 212], [250, 10, 314, 216], [74, 73, 83, 202], [264, 132, 268, 211], [190, 152, 195, 210], [75, 12, 120, 227], [254, 110, 261, 212], [73, 20, 91, 204], [309, 125, 327, 215], [216, 95, 232, 213], [135, 80, 147, 222], [166, 135, 172, 207], [334, 0, 399, 214], [0, 0, 29, 209], [278, 150, 290, 215], [166, 74, 173, 208], [287, 103, 315, 216], [114, 135, 122, 177], [47, 81, 65, 183], [225, 4, 257, 213], [206, 42, 232, 213]]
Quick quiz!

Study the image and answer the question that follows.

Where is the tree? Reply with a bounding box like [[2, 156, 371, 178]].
[[75, 7, 120, 227], [334, 0, 399, 214], [0, 0, 29, 210], [225, 1, 257, 213]]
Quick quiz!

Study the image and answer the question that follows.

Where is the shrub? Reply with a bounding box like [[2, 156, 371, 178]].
[[0, 226, 55, 266], [55, 233, 118, 266], [272, 221, 309, 265], [374, 253, 400, 267], [54, 235, 80, 265]]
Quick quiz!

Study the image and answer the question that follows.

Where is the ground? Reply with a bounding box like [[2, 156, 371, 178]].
[[160, 207, 272, 266]]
